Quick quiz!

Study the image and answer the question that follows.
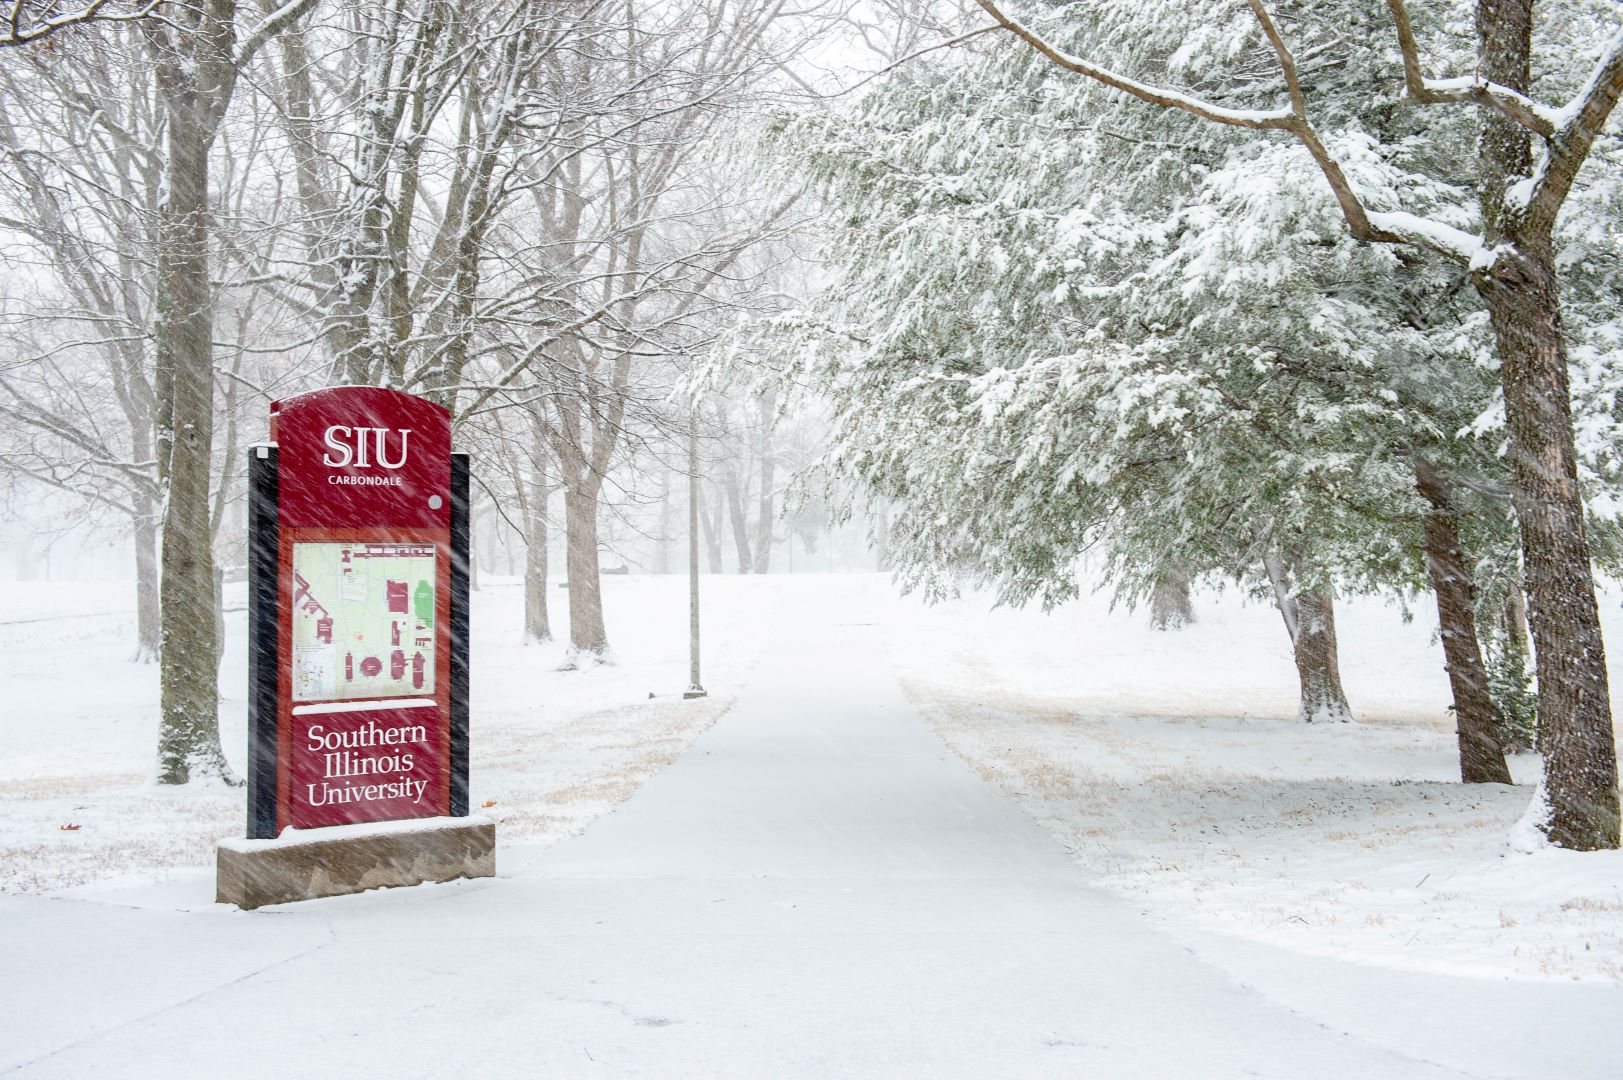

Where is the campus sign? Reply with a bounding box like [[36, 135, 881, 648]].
[[243, 386, 472, 837]]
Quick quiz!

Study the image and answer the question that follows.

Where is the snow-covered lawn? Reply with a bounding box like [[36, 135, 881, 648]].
[[884, 580, 1623, 982], [0, 574, 769, 893], [5, 570, 1623, 986]]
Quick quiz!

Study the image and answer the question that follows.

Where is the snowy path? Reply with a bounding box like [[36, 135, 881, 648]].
[[1, 581, 1610, 1077]]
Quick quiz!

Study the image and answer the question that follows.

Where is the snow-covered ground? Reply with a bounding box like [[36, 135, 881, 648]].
[[885, 580, 1623, 983], [3, 572, 1622, 1077], [4, 570, 1622, 990], [0, 574, 769, 893]]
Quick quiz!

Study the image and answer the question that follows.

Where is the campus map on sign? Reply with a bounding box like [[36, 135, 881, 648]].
[[291, 542, 437, 701]]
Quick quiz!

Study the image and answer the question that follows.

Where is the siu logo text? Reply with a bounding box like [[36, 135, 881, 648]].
[[322, 426, 413, 469]]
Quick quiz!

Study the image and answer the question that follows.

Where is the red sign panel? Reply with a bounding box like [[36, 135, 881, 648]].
[[272, 385, 450, 529], [271, 387, 454, 832], [288, 702, 445, 828]]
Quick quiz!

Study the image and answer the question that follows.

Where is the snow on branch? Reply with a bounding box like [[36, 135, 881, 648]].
[[1384, 0, 1560, 138], [973, 0, 1478, 263], [1363, 210, 1490, 265], [1, 0, 156, 48], [971, 0, 1295, 130], [1524, 24, 1623, 234], [235, 0, 320, 70]]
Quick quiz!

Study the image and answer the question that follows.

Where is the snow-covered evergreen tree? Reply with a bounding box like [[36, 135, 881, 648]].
[[778, 1, 1623, 782], [949, 0, 1623, 849]]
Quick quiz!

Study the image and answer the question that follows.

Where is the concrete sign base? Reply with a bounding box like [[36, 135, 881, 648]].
[[216, 816, 495, 910]]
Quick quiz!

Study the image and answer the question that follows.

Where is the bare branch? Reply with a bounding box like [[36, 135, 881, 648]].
[[1384, 0, 1557, 139], [1524, 25, 1623, 234], [821, 24, 1004, 101], [1, 0, 157, 48], [1247, 0, 1305, 119], [972, 0, 1295, 130], [234, 0, 319, 70]]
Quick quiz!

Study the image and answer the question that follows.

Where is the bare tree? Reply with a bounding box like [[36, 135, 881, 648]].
[[1, 0, 157, 48], [141, 0, 315, 784], [0, 10, 304, 680], [0, 37, 164, 657], [456, 1, 811, 660], [0, 29, 199, 664], [706, 388, 786, 573]]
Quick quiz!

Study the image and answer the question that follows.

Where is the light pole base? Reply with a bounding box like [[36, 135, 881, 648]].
[[682, 685, 708, 700]]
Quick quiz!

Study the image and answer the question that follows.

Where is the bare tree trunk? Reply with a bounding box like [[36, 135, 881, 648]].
[[524, 521, 550, 643], [655, 469, 672, 575], [751, 392, 776, 574], [152, 82, 230, 785], [144, 0, 314, 785], [1262, 551, 1353, 724], [698, 482, 723, 573], [1497, 587, 1539, 753], [1508, 585, 1531, 656], [873, 499, 893, 572], [132, 500, 160, 662], [271, 8, 330, 264], [213, 562, 226, 674], [564, 488, 608, 659], [1415, 461, 1513, 784], [1471, 0, 1616, 847], [750, 488, 774, 573], [723, 465, 752, 573], [1148, 567, 1195, 631], [482, 503, 499, 579], [1293, 586, 1352, 724], [523, 456, 552, 644], [1479, 254, 1619, 845]]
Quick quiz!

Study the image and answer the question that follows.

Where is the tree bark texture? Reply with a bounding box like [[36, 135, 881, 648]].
[[1474, 0, 1533, 237], [133, 500, 160, 662], [564, 488, 608, 657], [482, 507, 500, 577], [1497, 589, 1538, 753], [213, 563, 226, 673], [524, 535, 551, 643], [1478, 248, 1619, 846], [1415, 461, 1513, 784], [1292, 586, 1352, 724], [148, 0, 314, 783], [1149, 568, 1195, 631], [152, 71, 229, 784], [1263, 551, 1353, 724], [751, 392, 776, 574], [724, 464, 753, 573], [1471, 0, 1617, 848], [1507, 586, 1531, 656], [523, 463, 552, 644], [699, 483, 724, 573], [325, 6, 446, 387]]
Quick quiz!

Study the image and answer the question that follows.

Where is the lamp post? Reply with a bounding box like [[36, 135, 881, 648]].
[[683, 401, 706, 700]]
